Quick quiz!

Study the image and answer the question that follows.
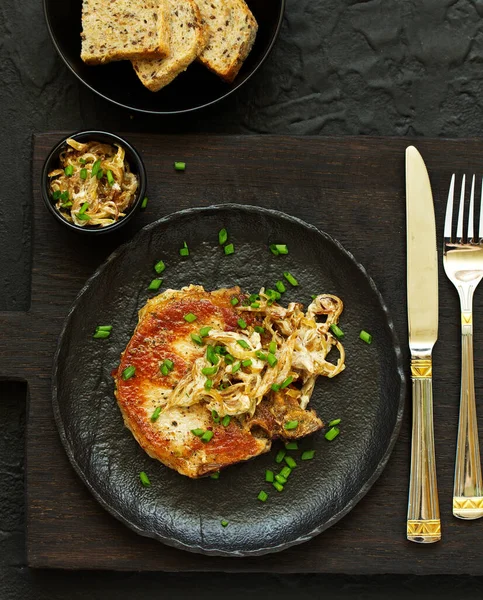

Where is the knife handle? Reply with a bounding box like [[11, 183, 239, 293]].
[[407, 356, 441, 543]]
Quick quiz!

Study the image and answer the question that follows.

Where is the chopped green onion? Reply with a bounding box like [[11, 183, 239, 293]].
[[64, 165, 74, 177], [325, 427, 340, 441], [151, 407, 162, 422], [237, 339, 250, 350], [256, 351, 267, 361], [232, 361, 241, 374], [237, 318, 247, 329], [275, 244, 288, 254], [139, 471, 151, 487], [211, 409, 220, 423], [280, 466, 292, 479], [164, 359, 174, 371], [96, 325, 113, 332], [311, 295, 317, 300], [79, 158, 86, 164], [224, 243, 235, 255], [285, 442, 298, 450], [210, 472, 220, 480], [254, 326, 265, 334], [148, 278, 162, 291], [275, 474, 287, 485], [269, 341, 277, 354], [202, 366, 218, 376], [174, 161, 186, 171], [275, 449, 286, 463], [284, 456, 297, 469], [52, 190, 62, 200], [265, 470, 274, 483], [96, 168, 104, 180], [61, 202, 73, 209], [222, 415, 231, 427], [219, 228, 228, 245], [80, 168, 87, 180], [184, 313, 197, 323], [191, 333, 203, 346], [251, 302, 260, 309], [269, 244, 280, 256], [60, 190, 69, 201], [206, 345, 219, 364], [284, 420, 299, 430], [91, 159, 101, 178], [107, 170, 115, 186], [267, 354, 278, 367], [360, 330, 372, 344], [221, 520, 229, 527], [249, 294, 259, 302], [258, 490, 268, 502], [301, 450, 316, 460], [191, 428, 205, 437], [275, 281, 286, 293], [273, 481, 284, 492], [266, 289, 281, 300], [215, 346, 226, 355], [160, 364, 169, 376], [201, 430, 214, 443], [122, 366, 136, 380], [76, 213, 90, 221], [179, 241, 189, 257], [280, 376, 293, 389], [242, 359, 252, 368], [79, 202, 89, 215], [93, 330, 110, 339], [141, 196, 148, 210], [330, 324, 344, 339], [271, 383, 281, 392], [200, 326, 211, 338], [283, 272, 299, 286], [328, 418, 341, 427], [154, 260, 165, 274], [224, 354, 234, 365], [230, 297, 239, 306]]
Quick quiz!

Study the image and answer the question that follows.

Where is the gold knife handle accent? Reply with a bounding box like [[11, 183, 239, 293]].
[[407, 355, 441, 543], [453, 313, 483, 519]]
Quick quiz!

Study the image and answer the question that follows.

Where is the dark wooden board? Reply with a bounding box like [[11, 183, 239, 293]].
[[2, 133, 483, 572]]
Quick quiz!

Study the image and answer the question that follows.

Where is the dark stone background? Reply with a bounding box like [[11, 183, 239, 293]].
[[2, 0, 483, 597]]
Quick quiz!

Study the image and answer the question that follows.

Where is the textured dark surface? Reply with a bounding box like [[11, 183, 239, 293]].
[[53, 205, 404, 556], [3, 0, 483, 597], [3, 131, 483, 577]]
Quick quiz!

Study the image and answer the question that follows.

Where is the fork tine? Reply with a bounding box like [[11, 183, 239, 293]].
[[444, 174, 456, 241], [480, 177, 483, 240], [468, 175, 475, 241], [456, 174, 466, 241]]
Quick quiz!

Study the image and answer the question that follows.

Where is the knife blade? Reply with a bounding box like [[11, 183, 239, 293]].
[[405, 145, 441, 543]]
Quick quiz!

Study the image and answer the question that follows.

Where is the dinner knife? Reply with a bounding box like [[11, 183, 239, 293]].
[[405, 146, 441, 543]]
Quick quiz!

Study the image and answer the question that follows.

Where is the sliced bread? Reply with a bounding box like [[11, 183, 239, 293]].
[[81, 0, 171, 65], [132, 0, 208, 92], [193, 0, 258, 83]]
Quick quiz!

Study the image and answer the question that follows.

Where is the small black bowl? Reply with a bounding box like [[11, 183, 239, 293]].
[[41, 131, 147, 235], [43, 0, 285, 115]]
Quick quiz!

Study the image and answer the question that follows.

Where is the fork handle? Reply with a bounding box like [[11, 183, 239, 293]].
[[453, 312, 483, 519], [407, 355, 441, 543]]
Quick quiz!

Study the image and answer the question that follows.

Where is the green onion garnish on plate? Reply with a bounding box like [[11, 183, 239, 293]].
[[280, 376, 293, 389], [284, 456, 297, 469], [184, 313, 197, 323], [64, 165, 74, 177], [267, 354, 278, 367], [275, 281, 286, 293], [231, 361, 241, 373], [106, 170, 115, 186], [325, 427, 340, 441], [139, 472, 151, 487], [201, 366, 218, 376], [273, 481, 284, 492], [265, 470, 274, 482], [179, 241, 189, 256], [285, 441, 298, 450], [206, 345, 219, 365], [237, 318, 247, 329], [148, 278, 162, 291], [154, 260, 165, 274], [174, 161, 186, 171], [221, 520, 229, 527], [237, 339, 250, 350], [91, 159, 101, 178], [257, 490, 268, 502], [224, 243, 235, 255], [360, 330, 372, 344], [191, 428, 204, 437], [301, 450, 316, 460], [328, 418, 341, 427], [210, 472, 220, 480], [284, 420, 299, 430], [204, 378, 213, 391], [330, 324, 344, 339], [200, 326, 211, 338], [283, 271, 298, 286], [79, 202, 89, 215], [191, 333, 203, 346], [151, 406, 162, 422], [254, 326, 265, 334], [122, 366, 135, 380], [222, 415, 231, 427], [230, 297, 239, 306], [275, 449, 286, 463], [201, 430, 214, 443], [219, 228, 228, 245], [80, 168, 87, 180], [141, 196, 148, 210]]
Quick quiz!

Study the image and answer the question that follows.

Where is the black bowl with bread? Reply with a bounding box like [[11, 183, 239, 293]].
[[44, 0, 285, 115]]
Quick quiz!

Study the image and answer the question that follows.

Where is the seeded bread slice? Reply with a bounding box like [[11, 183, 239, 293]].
[[132, 0, 208, 92], [193, 0, 258, 83], [81, 0, 171, 65]]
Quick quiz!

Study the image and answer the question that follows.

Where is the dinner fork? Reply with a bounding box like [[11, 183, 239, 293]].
[[444, 174, 483, 519]]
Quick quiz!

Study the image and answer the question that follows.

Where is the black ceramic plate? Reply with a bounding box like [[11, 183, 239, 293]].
[[43, 0, 285, 114], [53, 205, 405, 556]]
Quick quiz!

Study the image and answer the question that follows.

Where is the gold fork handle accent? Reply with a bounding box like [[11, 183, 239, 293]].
[[407, 356, 441, 543], [453, 314, 483, 519]]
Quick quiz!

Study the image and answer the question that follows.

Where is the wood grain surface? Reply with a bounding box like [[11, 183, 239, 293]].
[[1, 133, 482, 572]]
